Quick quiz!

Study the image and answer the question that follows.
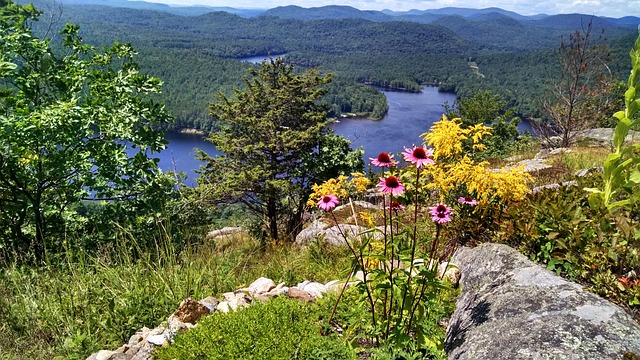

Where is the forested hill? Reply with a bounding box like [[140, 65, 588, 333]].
[[19, 0, 640, 130]]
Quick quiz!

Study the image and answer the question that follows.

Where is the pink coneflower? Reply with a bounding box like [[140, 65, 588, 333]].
[[377, 176, 405, 196], [402, 145, 435, 168], [458, 197, 478, 206], [429, 203, 452, 224], [318, 194, 340, 212], [386, 201, 406, 211], [369, 152, 398, 167]]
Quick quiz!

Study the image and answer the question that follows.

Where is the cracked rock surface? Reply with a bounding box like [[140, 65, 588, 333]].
[[446, 243, 640, 360]]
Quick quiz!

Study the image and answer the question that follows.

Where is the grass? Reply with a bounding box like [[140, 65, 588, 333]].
[[0, 229, 351, 359]]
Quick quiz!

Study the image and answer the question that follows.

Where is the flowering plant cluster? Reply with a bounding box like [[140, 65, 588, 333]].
[[308, 114, 532, 352], [306, 172, 370, 206]]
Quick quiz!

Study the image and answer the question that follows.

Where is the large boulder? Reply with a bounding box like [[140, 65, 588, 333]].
[[446, 243, 640, 359]]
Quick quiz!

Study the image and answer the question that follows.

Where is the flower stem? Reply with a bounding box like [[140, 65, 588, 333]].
[[399, 167, 420, 329], [330, 211, 378, 340]]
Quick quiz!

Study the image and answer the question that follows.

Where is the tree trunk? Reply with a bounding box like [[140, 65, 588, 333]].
[[266, 195, 278, 243]]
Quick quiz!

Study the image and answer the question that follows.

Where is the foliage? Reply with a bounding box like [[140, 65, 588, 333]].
[[0, 227, 351, 359], [308, 114, 530, 354], [197, 59, 362, 243], [587, 29, 640, 211], [445, 90, 532, 159], [537, 22, 614, 147], [500, 180, 639, 314], [155, 296, 356, 360], [307, 172, 370, 206], [0, 1, 173, 263]]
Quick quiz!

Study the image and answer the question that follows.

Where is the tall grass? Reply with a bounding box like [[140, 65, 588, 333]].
[[0, 224, 350, 359]]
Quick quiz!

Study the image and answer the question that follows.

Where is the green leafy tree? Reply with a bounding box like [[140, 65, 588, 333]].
[[0, 0, 171, 262], [198, 58, 363, 243], [445, 90, 527, 158]]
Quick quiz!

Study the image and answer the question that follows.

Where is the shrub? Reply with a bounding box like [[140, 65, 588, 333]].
[[155, 297, 356, 360]]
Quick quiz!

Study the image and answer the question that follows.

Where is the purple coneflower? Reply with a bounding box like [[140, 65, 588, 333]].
[[318, 194, 339, 212], [458, 197, 478, 206], [402, 145, 435, 169], [429, 203, 452, 224], [369, 152, 398, 168], [377, 176, 405, 196], [386, 201, 406, 211]]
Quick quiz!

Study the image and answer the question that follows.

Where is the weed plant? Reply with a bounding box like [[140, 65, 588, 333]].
[[0, 226, 350, 359]]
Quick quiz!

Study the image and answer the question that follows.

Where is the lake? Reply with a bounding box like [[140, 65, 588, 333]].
[[151, 86, 533, 186]]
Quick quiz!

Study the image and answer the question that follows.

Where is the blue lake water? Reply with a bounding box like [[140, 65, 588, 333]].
[[151, 86, 533, 186]]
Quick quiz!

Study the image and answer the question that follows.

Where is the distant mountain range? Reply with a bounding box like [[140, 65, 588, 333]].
[[43, 0, 639, 30]]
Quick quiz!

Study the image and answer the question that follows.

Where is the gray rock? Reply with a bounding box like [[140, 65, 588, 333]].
[[127, 334, 144, 348], [222, 291, 252, 310], [303, 282, 327, 298], [295, 220, 329, 244], [573, 128, 640, 145], [531, 180, 578, 194], [146, 333, 169, 346], [199, 296, 219, 312], [206, 226, 245, 240], [245, 277, 276, 296], [334, 200, 380, 211], [446, 243, 640, 359], [296, 221, 370, 246], [129, 340, 154, 360], [575, 166, 603, 177], [95, 350, 128, 360]]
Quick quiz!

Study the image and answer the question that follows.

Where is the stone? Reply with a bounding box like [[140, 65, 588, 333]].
[[129, 340, 154, 360], [95, 350, 128, 360], [245, 277, 276, 296], [575, 166, 603, 177], [146, 334, 169, 346], [263, 282, 287, 297], [287, 287, 315, 302], [549, 147, 572, 155], [172, 297, 210, 324], [573, 128, 640, 145], [296, 222, 375, 246], [303, 282, 327, 298], [127, 334, 144, 347], [222, 291, 252, 310], [334, 200, 380, 211], [168, 314, 194, 335], [296, 280, 310, 291], [148, 326, 165, 336], [325, 279, 342, 292], [216, 301, 231, 313], [445, 243, 640, 359], [531, 180, 578, 194], [206, 226, 245, 240], [199, 296, 219, 312]]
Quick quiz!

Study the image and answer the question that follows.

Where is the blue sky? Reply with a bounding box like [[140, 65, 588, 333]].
[[142, 0, 639, 18]]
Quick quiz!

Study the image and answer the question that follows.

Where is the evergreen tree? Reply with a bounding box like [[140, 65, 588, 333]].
[[198, 58, 362, 243]]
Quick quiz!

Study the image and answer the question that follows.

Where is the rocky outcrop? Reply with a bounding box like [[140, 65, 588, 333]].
[[445, 243, 640, 359]]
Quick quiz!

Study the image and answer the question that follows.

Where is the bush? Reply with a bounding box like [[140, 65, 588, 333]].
[[155, 297, 356, 360]]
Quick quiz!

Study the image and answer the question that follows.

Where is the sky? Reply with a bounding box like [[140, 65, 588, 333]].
[[142, 0, 640, 18]]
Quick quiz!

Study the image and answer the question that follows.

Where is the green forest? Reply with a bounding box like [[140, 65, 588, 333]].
[[19, 0, 639, 130]]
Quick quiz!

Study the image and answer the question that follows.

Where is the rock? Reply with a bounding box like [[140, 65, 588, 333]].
[[206, 226, 245, 240], [573, 128, 640, 145], [303, 282, 327, 298], [445, 243, 640, 359], [531, 180, 578, 194], [296, 280, 310, 291], [199, 296, 219, 312], [148, 326, 165, 336], [94, 350, 128, 360], [264, 282, 287, 297], [575, 166, 603, 177], [334, 200, 380, 211], [172, 297, 210, 324], [129, 340, 154, 360], [549, 147, 572, 155], [168, 314, 195, 335], [127, 333, 144, 347], [325, 279, 342, 292], [146, 334, 169, 346], [246, 277, 276, 296], [288, 287, 315, 302], [222, 291, 252, 310], [216, 301, 231, 313], [515, 159, 552, 173], [295, 220, 329, 244]]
